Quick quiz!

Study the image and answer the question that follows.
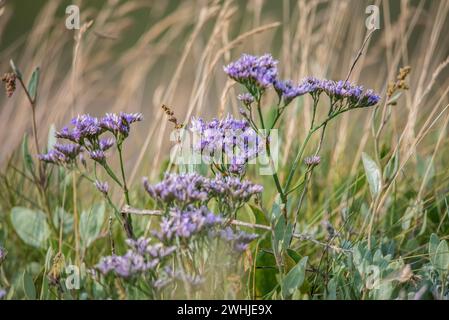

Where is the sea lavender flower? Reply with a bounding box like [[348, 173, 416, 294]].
[[38, 149, 69, 165], [54, 143, 82, 159], [143, 173, 211, 207], [96, 251, 158, 278], [99, 137, 115, 151], [94, 180, 109, 195], [360, 89, 381, 106], [274, 79, 309, 105], [143, 173, 263, 210], [164, 267, 205, 287], [97, 237, 174, 278], [55, 126, 81, 143], [319, 79, 380, 107], [224, 54, 278, 94], [100, 112, 143, 139], [88, 150, 106, 163], [217, 227, 258, 252], [39, 143, 82, 165], [300, 77, 323, 93], [209, 175, 263, 207], [237, 93, 255, 106], [190, 115, 264, 175], [70, 114, 104, 141], [153, 206, 223, 242], [304, 155, 321, 166]]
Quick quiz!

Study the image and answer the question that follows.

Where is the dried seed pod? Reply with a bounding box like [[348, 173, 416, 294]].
[[2, 72, 16, 97]]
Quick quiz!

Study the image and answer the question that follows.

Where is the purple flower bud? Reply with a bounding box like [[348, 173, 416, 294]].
[[304, 155, 321, 166], [99, 138, 115, 151], [88, 150, 106, 163], [94, 180, 109, 195], [237, 93, 255, 106]]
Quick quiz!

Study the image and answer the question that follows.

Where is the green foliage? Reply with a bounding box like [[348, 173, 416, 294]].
[[10, 207, 50, 249], [79, 202, 105, 249]]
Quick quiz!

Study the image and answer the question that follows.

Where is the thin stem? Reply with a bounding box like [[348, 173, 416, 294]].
[[102, 162, 123, 188], [72, 171, 81, 266], [256, 98, 265, 129], [117, 144, 130, 205], [284, 130, 313, 191]]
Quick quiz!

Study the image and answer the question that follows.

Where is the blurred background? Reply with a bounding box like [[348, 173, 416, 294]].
[[0, 0, 448, 189]]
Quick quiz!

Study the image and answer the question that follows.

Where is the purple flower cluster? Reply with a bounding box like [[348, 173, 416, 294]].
[[273, 77, 380, 107], [224, 54, 278, 94], [94, 180, 109, 195], [96, 237, 175, 278], [209, 174, 264, 206], [224, 54, 380, 108], [143, 172, 263, 210], [162, 267, 205, 288], [217, 227, 258, 252], [40, 112, 142, 165], [0, 288, 6, 299], [237, 93, 255, 106], [274, 79, 309, 105], [153, 206, 223, 242], [143, 173, 210, 207], [190, 115, 264, 175], [39, 145, 82, 165], [320, 80, 380, 106], [100, 112, 143, 139]]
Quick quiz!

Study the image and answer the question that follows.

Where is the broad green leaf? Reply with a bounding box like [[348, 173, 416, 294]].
[[282, 256, 308, 298], [417, 156, 435, 189], [429, 233, 439, 266], [80, 202, 105, 249], [52, 207, 74, 235], [383, 150, 399, 182], [11, 207, 50, 248], [27, 67, 40, 102], [21, 134, 35, 176], [434, 240, 449, 271], [47, 124, 57, 151], [249, 204, 269, 226], [419, 211, 427, 236], [22, 271, 36, 300], [327, 278, 337, 300], [362, 152, 382, 198]]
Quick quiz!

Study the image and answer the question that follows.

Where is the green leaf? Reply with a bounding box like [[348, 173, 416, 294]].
[[27, 67, 40, 102], [282, 256, 308, 298], [22, 271, 36, 300], [21, 134, 35, 176], [362, 152, 382, 198], [52, 207, 74, 235], [383, 150, 399, 182], [434, 240, 449, 272], [429, 233, 439, 266], [11, 207, 50, 249], [9, 59, 22, 79], [80, 202, 105, 249], [47, 124, 57, 151]]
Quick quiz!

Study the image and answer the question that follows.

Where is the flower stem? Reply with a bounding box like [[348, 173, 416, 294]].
[[117, 144, 134, 239]]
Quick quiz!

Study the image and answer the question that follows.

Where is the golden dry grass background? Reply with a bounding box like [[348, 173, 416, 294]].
[[0, 0, 448, 192]]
